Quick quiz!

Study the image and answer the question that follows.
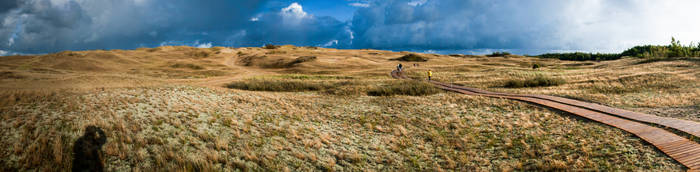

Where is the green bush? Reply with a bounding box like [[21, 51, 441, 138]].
[[263, 44, 280, 49], [226, 79, 334, 92], [504, 75, 566, 88], [368, 80, 441, 96], [532, 63, 541, 69], [487, 51, 511, 57], [391, 54, 428, 62]]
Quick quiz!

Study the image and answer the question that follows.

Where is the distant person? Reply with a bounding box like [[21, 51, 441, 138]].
[[72, 126, 107, 172], [398, 63, 403, 72], [427, 69, 432, 81]]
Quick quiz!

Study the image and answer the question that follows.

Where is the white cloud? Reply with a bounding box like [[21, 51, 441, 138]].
[[349, 3, 370, 8], [0, 50, 8, 56], [7, 37, 13, 46], [158, 40, 213, 48], [196, 42, 212, 48], [407, 0, 427, 6], [250, 17, 259, 21], [281, 2, 308, 20], [321, 40, 338, 47]]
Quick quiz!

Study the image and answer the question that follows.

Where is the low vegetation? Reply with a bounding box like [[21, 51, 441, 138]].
[[391, 54, 428, 62], [226, 79, 335, 92], [504, 75, 566, 88], [368, 80, 441, 96]]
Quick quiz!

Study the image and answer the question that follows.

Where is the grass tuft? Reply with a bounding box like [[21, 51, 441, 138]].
[[170, 63, 204, 70], [368, 80, 441, 96]]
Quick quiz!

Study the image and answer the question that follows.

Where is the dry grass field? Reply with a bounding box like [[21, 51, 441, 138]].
[[0, 45, 698, 171]]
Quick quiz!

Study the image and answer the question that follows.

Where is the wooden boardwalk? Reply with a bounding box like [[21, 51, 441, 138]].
[[391, 71, 700, 170]]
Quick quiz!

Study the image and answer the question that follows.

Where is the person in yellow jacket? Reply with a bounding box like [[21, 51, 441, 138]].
[[427, 69, 432, 81]]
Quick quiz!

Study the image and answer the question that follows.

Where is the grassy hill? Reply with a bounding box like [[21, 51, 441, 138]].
[[0, 45, 698, 171]]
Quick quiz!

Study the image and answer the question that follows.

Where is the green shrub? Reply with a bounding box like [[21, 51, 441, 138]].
[[263, 44, 280, 49], [504, 75, 566, 88], [391, 54, 428, 62], [532, 63, 541, 69], [487, 51, 511, 57], [368, 80, 441, 96], [226, 79, 335, 92]]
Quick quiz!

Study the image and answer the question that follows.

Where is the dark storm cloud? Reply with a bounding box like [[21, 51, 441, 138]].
[[0, 0, 268, 53], [1, 0, 699, 54], [0, 0, 20, 14], [350, 0, 568, 50], [350, 0, 700, 52]]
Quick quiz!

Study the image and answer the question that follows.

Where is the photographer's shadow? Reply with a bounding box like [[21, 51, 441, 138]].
[[72, 125, 107, 172]]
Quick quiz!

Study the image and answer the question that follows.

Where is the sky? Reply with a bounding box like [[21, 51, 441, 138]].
[[1, 0, 700, 55]]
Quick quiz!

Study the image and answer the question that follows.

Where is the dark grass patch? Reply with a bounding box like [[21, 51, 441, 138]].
[[289, 56, 317, 65], [227, 79, 336, 92], [504, 75, 566, 88], [170, 63, 204, 70], [0, 71, 24, 79], [391, 54, 428, 62], [185, 50, 211, 58], [276, 74, 353, 80], [368, 80, 441, 96]]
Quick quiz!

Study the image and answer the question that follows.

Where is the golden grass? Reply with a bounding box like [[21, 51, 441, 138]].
[[0, 46, 697, 171], [0, 86, 685, 170]]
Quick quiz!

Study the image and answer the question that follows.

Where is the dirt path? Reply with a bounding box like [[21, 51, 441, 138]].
[[392, 70, 700, 171]]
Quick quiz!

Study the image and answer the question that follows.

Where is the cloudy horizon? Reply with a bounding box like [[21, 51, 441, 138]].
[[1, 0, 699, 55]]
